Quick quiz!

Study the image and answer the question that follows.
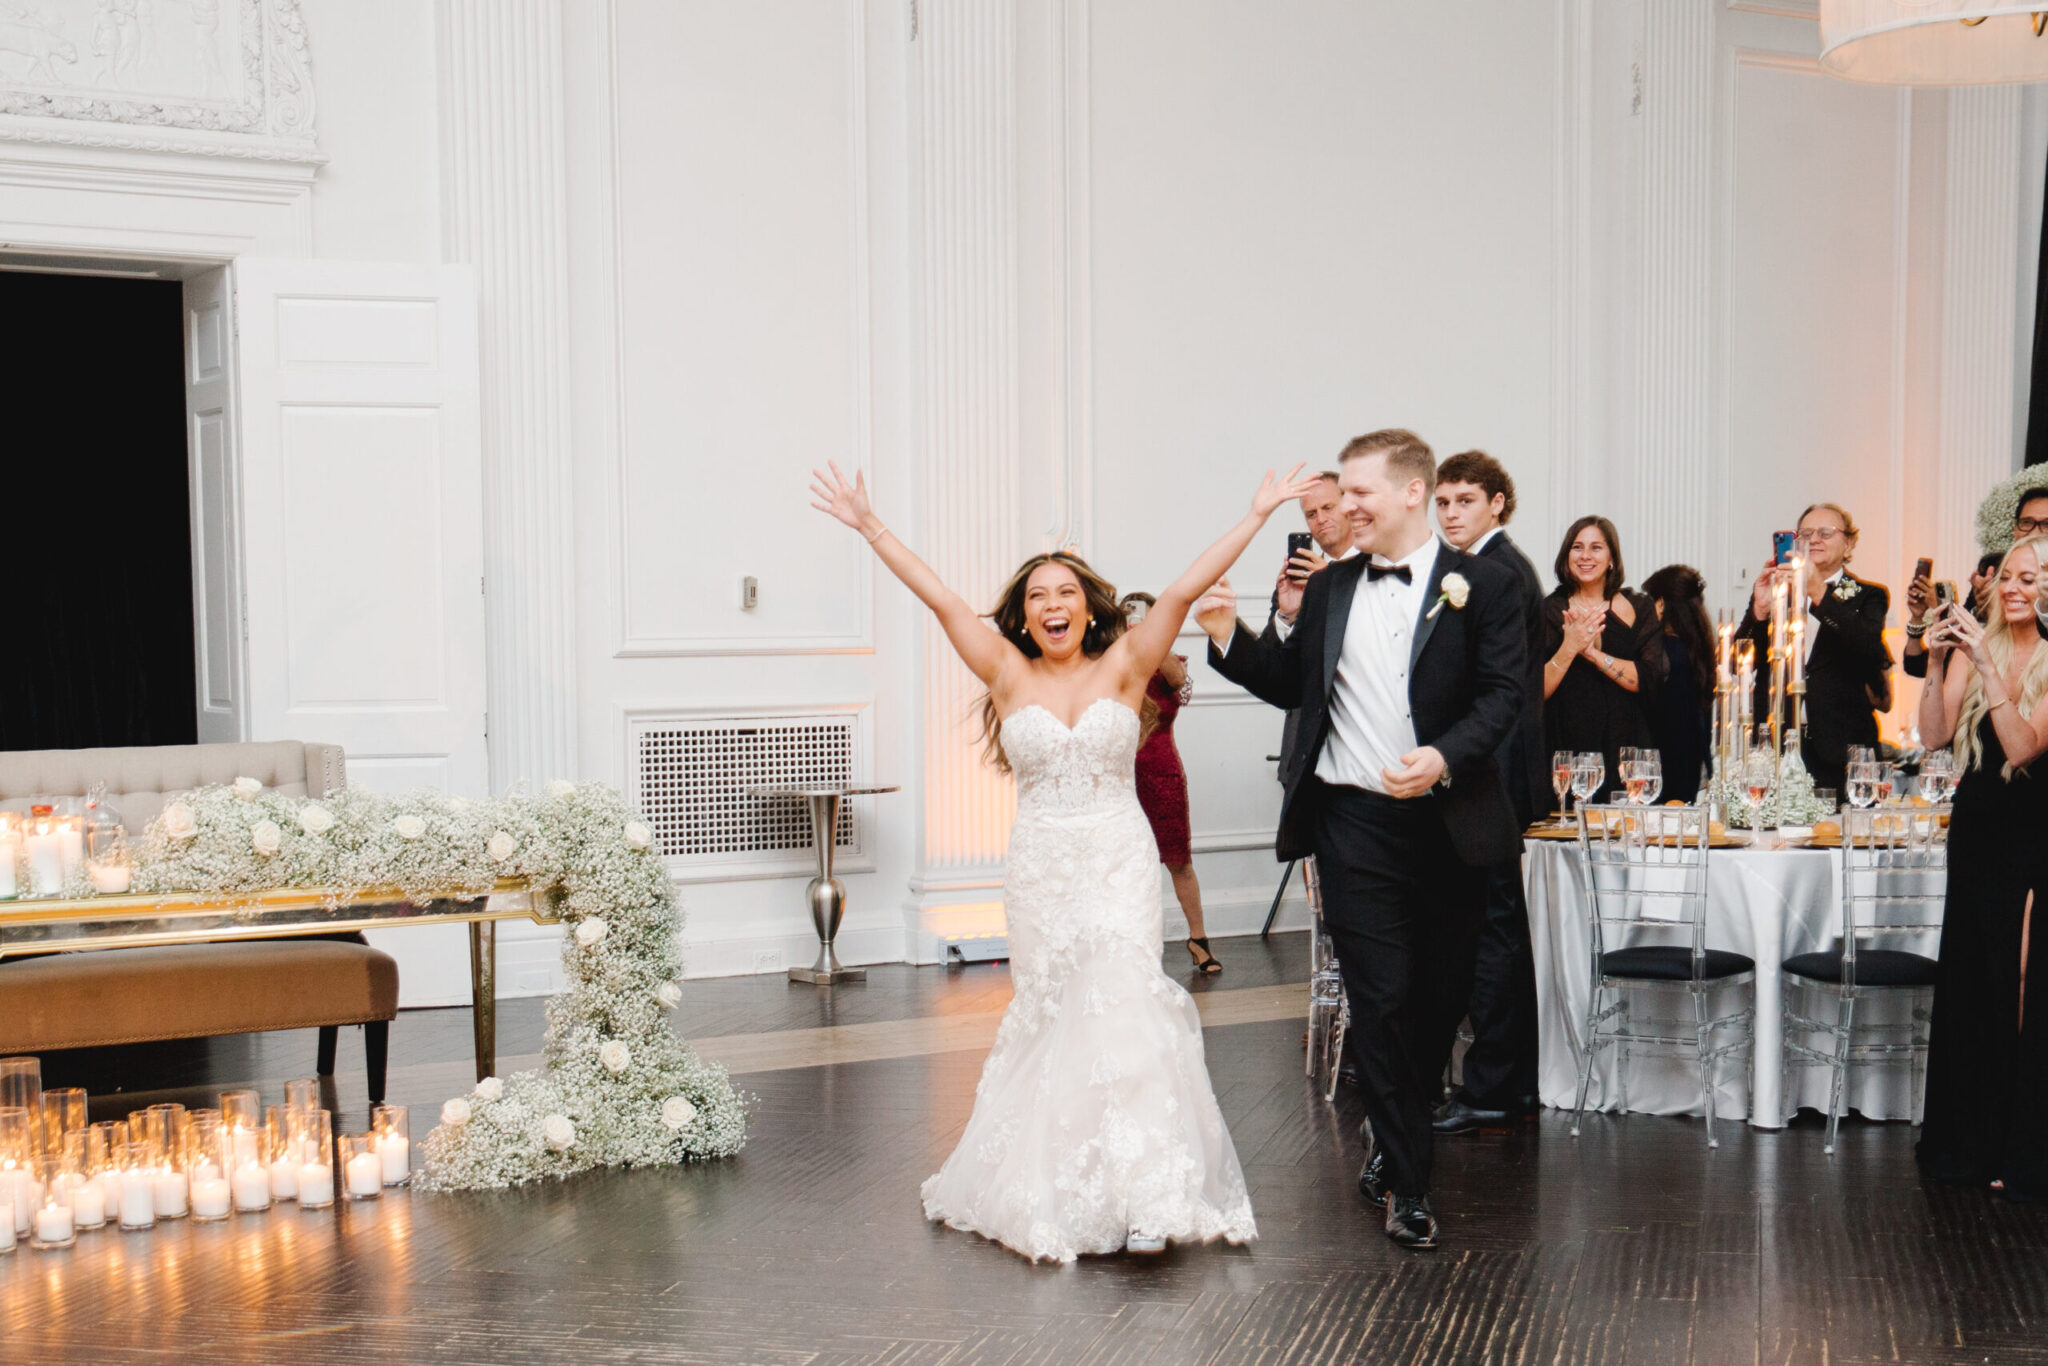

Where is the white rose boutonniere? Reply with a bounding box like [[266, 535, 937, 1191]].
[[162, 802, 199, 840], [250, 820, 283, 857], [655, 981, 682, 1010], [1832, 577, 1861, 602], [298, 803, 335, 835], [574, 917, 608, 948], [546, 779, 576, 799], [623, 820, 654, 851], [392, 814, 427, 840], [232, 776, 263, 800], [487, 830, 517, 863], [661, 1097, 697, 1130], [542, 1114, 576, 1150], [1426, 571, 1471, 621], [473, 1076, 504, 1102], [440, 1098, 472, 1126]]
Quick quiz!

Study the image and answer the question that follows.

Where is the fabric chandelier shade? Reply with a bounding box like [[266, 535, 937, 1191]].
[[1821, 2, 2048, 84]]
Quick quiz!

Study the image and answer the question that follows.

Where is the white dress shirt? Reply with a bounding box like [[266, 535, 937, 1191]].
[[1315, 536, 1439, 794], [1466, 525, 1504, 558]]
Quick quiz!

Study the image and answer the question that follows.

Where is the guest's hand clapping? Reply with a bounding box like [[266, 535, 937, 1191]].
[[1194, 578, 1240, 645], [1561, 600, 1604, 656]]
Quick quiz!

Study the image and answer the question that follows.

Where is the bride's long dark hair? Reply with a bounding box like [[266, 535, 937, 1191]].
[[977, 551, 1158, 772]]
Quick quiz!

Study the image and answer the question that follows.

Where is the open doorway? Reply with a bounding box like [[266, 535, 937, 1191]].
[[0, 269, 198, 751]]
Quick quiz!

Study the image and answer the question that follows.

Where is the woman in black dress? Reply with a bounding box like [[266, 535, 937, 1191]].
[[1540, 516, 1667, 802], [1917, 536, 2048, 1201], [1643, 564, 1714, 803]]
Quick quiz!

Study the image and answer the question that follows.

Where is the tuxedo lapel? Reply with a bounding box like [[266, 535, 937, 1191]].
[[1322, 556, 1364, 701], [1410, 546, 1454, 673]]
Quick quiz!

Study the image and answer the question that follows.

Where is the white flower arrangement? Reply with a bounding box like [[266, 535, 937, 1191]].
[[129, 779, 748, 1191], [661, 1097, 696, 1130], [250, 820, 283, 857], [1977, 462, 2048, 555], [624, 821, 654, 851], [233, 776, 264, 799], [547, 780, 577, 798]]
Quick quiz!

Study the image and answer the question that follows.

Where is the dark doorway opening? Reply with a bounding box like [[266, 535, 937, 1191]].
[[0, 270, 197, 751]]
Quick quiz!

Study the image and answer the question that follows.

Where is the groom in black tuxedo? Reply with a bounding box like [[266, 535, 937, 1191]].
[[1200, 429, 1525, 1249]]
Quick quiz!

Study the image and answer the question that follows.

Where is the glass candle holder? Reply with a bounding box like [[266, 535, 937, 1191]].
[[85, 827, 132, 895], [284, 1079, 321, 1117], [55, 813, 85, 882], [117, 1143, 156, 1231], [0, 1106, 40, 1239], [219, 1090, 262, 1168], [22, 808, 65, 898], [0, 1057, 42, 1116], [296, 1110, 335, 1211], [29, 1185, 75, 1250], [339, 1134, 382, 1201], [57, 1132, 104, 1231], [86, 1120, 127, 1212], [0, 811, 21, 901], [265, 1106, 300, 1202], [39, 1087, 87, 1156], [371, 1104, 410, 1187]]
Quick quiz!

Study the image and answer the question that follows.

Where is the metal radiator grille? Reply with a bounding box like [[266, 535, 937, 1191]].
[[634, 716, 858, 862]]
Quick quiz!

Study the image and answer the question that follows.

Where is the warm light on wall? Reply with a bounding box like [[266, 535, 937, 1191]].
[[1821, 1, 2048, 84]]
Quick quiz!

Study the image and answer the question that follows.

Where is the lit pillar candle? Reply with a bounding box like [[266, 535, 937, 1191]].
[[88, 862, 131, 895], [0, 818, 19, 899], [231, 1163, 270, 1212], [26, 820, 64, 897], [1789, 617, 1806, 686], [118, 1169, 155, 1229], [6, 1166, 40, 1234], [153, 1166, 188, 1218], [56, 817, 84, 879], [269, 1154, 299, 1201], [1771, 575, 1788, 642], [190, 1175, 231, 1220], [0, 1197, 12, 1251], [67, 1178, 104, 1229], [228, 1126, 260, 1168], [344, 1151, 381, 1198], [1717, 619, 1733, 686], [32, 1199, 73, 1248], [377, 1134, 409, 1185], [297, 1161, 334, 1208]]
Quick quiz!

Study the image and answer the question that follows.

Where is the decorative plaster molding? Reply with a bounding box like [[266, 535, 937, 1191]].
[[0, 0, 318, 162], [437, 0, 580, 793]]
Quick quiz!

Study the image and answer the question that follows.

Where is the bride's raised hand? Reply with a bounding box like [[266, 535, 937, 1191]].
[[809, 461, 877, 534], [1250, 463, 1324, 519]]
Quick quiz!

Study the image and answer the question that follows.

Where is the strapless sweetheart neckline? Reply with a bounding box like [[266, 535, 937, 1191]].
[[998, 696, 1139, 732]]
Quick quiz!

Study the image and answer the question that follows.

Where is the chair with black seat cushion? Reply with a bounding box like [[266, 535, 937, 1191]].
[[1782, 804, 1947, 1155], [1570, 802, 1755, 1148]]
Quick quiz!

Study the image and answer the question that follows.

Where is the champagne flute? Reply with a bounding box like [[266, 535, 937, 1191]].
[[1552, 750, 1577, 828]]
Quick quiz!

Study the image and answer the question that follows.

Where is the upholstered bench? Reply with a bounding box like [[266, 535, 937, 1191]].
[[0, 940, 397, 1102], [0, 740, 397, 1102]]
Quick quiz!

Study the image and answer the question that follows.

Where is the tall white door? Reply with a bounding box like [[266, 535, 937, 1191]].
[[230, 259, 490, 797], [183, 267, 245, 744]]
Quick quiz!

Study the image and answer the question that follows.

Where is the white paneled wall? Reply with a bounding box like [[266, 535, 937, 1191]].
[[2, 0, 2040, 992]]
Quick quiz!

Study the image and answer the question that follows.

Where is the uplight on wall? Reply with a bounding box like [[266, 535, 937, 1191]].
[[1821, 2, 2048, 84]]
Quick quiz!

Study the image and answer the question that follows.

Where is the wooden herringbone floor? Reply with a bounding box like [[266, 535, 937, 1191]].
[[4, 932, 2046, 1364]]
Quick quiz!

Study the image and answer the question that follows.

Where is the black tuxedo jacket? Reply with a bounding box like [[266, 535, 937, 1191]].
[[1473, 531, 1548, 827], [1211, 544, 1526, 867], [1738, 571, 1892, 784]]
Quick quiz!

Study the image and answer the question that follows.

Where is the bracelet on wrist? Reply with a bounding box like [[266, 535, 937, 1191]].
[[864, 524, 888, 544], [1905, 622, 1925, 639]]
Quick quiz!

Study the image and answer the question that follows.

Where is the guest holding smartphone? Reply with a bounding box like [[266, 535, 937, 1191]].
[[1540, 516, 1666, 802]]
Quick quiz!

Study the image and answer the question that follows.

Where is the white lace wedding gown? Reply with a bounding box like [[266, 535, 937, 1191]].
[[920, 698, 1258, 1262]]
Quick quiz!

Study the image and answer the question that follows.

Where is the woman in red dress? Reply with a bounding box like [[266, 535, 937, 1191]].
[[1123, 593, 1221, 973]]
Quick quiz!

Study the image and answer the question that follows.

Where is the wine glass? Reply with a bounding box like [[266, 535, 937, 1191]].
[[1920, 751, 1955, 804], [1742, 747, 1774, 827], [1572, 751, 1605, 816], [1845, 761, 1879, 810], [1875, 763, 1897, 805], [1552, 750, 1577, 828], [1636, 758, 1663, 806], [1846, 744, 1877, 768]]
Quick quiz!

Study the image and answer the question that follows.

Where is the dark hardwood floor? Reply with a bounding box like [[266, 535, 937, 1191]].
[[5, 932, 2045, 1364]]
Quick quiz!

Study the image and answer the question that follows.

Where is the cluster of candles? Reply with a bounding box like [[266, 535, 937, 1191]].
[[0, 790, 133, 901], [1712, 557, 1811, 779], [0, 1056, 409, 1255]]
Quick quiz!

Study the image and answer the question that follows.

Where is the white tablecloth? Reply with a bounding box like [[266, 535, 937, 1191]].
[[1525, 838, 1932, 1128]]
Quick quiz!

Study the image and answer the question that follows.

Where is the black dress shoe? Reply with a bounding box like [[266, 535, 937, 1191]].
[[1433, 1095, 1512, 1135], [1357, 1149, 1389, 1206], [1338, 1060, 1361, 1088], [1385, 1194, 1438, 1249]]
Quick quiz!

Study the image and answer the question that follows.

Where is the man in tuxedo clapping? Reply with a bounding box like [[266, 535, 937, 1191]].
[[1198, 429, 1525, 1250]]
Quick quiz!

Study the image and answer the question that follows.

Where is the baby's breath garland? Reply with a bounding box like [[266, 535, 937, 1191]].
[[1975, 462, 2048, 556], [132, 780, 747, 1190]]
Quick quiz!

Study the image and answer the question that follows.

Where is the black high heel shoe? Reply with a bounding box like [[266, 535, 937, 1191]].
[[1185, 937, 1223, 974]]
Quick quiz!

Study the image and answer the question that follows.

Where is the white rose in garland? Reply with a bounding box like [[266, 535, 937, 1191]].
[[250, 820, 283, 857], [473, 1076, 503, 1102], [298, 804, 335, 835], [599, 1040, 631, 1073], [575, 918, 608, 948], [487, 831, 517, 863], [162, 803, 198, 840], [655, 981, 682, 1010], [392, 814, 427, 840], [546, 780, 576, 798], [624, 820, 654, 851], [543, 1114, 576, 1150], [441, 1098, 471, 1126], [661, 1097, 696, 1130], [233, 776, 263, 799]]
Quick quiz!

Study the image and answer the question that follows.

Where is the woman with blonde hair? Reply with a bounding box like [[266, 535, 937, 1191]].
[[1916, 535, 2048, 1202], [811, 459, 1315, 1259]]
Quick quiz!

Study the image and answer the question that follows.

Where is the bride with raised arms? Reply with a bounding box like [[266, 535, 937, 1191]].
[[811, 459, 1316, 1262]]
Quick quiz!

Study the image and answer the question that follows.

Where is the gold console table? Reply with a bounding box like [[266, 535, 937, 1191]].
[[0, 880, 561, 1081]]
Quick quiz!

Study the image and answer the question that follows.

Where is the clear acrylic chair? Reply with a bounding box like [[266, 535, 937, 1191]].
[[1303, 857, 1350, 1102], [1570, 803, 1755, 1148], [1782, 804, 1947, 1154]]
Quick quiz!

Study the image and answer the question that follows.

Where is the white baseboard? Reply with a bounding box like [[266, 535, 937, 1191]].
[[679, 924, 907, 980]]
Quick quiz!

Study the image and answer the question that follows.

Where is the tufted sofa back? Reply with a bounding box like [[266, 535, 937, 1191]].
[[0, 742, 346, 829]]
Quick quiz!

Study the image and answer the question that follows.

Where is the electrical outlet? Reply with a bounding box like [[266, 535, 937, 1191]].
[[751, 949, 780, 975], [740, 575, 758, 610]]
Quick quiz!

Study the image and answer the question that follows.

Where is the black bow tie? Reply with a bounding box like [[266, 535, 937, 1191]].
[[1366, 562, 1413, 584]]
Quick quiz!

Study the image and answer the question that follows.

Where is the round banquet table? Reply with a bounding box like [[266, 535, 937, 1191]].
[[1524, 835, 1938, 1129]]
